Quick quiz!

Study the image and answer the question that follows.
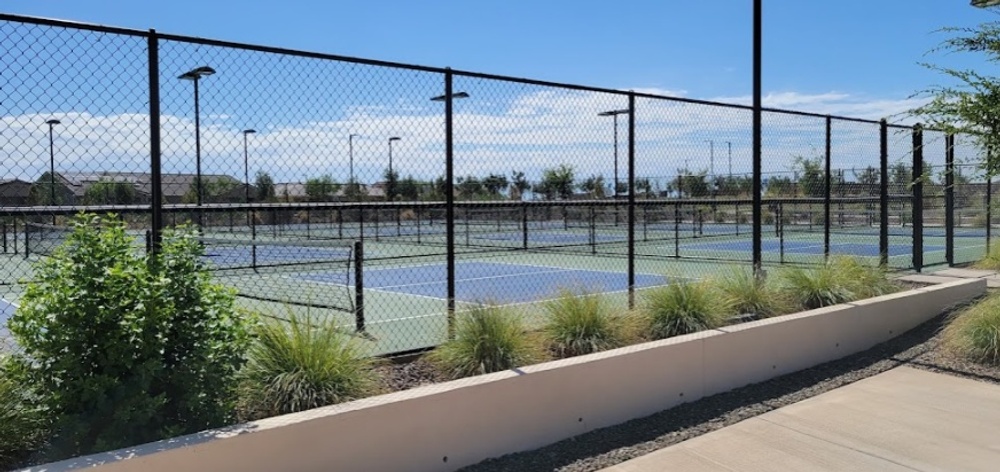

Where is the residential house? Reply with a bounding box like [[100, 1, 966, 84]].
[[0, 179, 32, 206]]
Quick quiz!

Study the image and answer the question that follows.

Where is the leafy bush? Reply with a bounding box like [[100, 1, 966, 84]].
[[0, 355, 47, 470], [237, 312, 378, 421], [543, 290, 630, 358], [9, 214, 253, 459], [430, 305, 537, 378], [778, 256, 896, 310], [716, 266, 790, 319], [942, 293, 1000, 365], [642, 279, 723, 339]]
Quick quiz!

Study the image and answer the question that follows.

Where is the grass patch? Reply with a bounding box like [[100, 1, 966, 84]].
[[237, 311, 379, 421], [975, 244, 1000, 271], [716, 266, 791, 319], [430, 304, 538, 378], [943, 293, 1000, 365], [642, 278, 723, 339], [543, 290, 632, 358]]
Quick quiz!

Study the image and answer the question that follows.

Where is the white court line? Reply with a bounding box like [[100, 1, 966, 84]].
[[369, 267, 580, 291]]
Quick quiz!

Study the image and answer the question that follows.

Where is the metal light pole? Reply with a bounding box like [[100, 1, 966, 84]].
[[705, 140, 715, 177], [598, 109, 629, 199], [242, 129, 256, 204], [726, 141, 732, 178], [388, 136, 401, 201], [178, 65, 215, 228], [45, 119, 61, 221]]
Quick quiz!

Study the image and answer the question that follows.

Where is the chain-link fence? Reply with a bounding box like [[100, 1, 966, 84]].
[[0, 13, 990, 358]]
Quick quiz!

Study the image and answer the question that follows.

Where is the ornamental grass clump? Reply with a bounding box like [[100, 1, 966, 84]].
[[778, 256, 896, 310], [237, 311, 378, 421], [716, 266, 790, 319], [430, 304, 537, 378], [975, 244, 1000, 271], [642, 278, 723, 339], [942, 293, 1000, 365], [543, 290, 631, 358]]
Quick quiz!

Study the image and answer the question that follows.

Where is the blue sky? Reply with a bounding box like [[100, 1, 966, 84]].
[[5, 0, 993, 100], [0, 1, 994, 185]]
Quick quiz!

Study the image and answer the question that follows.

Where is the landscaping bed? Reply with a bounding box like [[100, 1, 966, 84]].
[[459, 301, 1000, 472]]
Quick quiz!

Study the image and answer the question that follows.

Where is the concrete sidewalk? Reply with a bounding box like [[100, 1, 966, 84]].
[[601, 367, 1000, 471]]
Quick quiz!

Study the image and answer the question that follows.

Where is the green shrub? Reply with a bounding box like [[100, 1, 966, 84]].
[[975, 244, 1000, 271], [942, 293, 1000, 365], [778, 256, 895, 310], [716, 266, 790, 319], [237, 311, 377, 421], [9, 214, 253, 459], [642, 279, 723, 339], [0, 355, 48, 470], [543, 290, 629, 358], [430, 305, 536, 378]]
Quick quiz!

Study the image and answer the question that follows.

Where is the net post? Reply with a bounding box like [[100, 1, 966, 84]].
[[673, 202, 680, 258], [354, 240, 365, 333], [912, 124, 924, 272], [23, 221, 30, 259], [627, 92, 636, 309], [824, 116, 832, 260], [589, 205, 596, 255], [879, 119, 889, 267], [2, 223, 6, 254], [779, 203, 785, 264], [416, 205, 422, 244], [946, 133, 955, 265], [13, 219, 18, 255]]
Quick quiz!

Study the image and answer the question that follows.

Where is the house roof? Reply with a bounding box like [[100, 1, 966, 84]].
[[54, 172, 241, 198]]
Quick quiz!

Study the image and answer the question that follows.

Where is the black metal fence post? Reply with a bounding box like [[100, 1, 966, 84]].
[[912, 124, 924, 272], [752, 0, 763, 275], [946, 133, 955, 265], [444, 68, 457, 339], [879, 119, 889, 267], [987, 146, 993, 254], [354, 240, 365, 332], [824, 116, 832, 259], [627, 92, 636, 309], [148, 29, 163, 253]]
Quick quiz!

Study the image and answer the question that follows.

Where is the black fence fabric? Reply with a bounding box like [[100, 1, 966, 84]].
[[0, 14, 990, 356]]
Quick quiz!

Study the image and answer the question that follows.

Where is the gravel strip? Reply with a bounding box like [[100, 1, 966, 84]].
[[459, 301, 1000, 472], [374, 357, 445, 393]]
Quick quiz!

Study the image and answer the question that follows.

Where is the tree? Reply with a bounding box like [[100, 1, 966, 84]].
[[397, 175, 421, 201], [382, 167, 399, 201], [793, 156, 825, 197], [578, 174, 606, 198], [764, 175, 794, 197], [182, 177, 240, 204], [304, 175, 338, 202], [254, 171, 275, 202], [854, 166, 880, 189], [456, 176, 485, 199], [482, 173, 509, 198], [510, 171, 530, 200], [84, 178, 137, 205], [677, 168, 709, 198], [30, 172, 66, 206], [342, 179, 366, 202], [909, 22, 1000, 175], [635, 178, 654, 198], [534, 164, 575, 200]]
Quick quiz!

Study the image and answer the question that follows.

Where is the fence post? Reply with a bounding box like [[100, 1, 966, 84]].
[[444, 68, 457, 339], [824, 116, 832, 260], [879, 119, 889, 267], [354, 240, 365, 333], [912, 124, 924, 272], [987, 145, 993, 254], [627, 92, 636, 309], [148, 29, 163, 253], [946, 134, 955, 265], [752, 0, 763, 276]]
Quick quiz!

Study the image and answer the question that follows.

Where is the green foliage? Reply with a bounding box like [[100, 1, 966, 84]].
[[0, 356, 48, 470], [716, 267, 790, 319], [890, 162, 913, 186], [397, 175, 420, 201], [183, 176, 241, 204], [534, 164, 575, 200], [677, 169, 709, 198], [510, 170, 530, 200], [304, 174, 339, 202], [943, 292, 1000, 365], [456, 175, 487, 199], [909, 22, 1000, 175], [29, 174, 66, 206], [382, 167, 399, 201], [482, 173, 510, 198], [578, 174, 607, 199], [975, 243, 1000, 270], [237, 312, 378, 421], [777, 256, 895, 310], [254, 171, 276, 202], [9, 214, 252, 459], [764, 175, 795, 197], [794, 156, 825, 197], [642, 279, 723, 339], [543, 290, 629, 358], [854, 166, 880, 187], [635, 178, 654, 197], [83, 177, 137, 205], [430, 305, 537, 378]]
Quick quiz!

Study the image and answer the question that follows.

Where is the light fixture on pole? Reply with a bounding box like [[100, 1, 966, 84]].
[[598, 109, 630, 199], [45, 119, 61, 219], [178, 65, 215, 228], [387, 136, 401, 201]]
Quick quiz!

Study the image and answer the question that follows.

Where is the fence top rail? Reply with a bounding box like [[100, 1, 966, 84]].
[[0, 12, 929, 129]]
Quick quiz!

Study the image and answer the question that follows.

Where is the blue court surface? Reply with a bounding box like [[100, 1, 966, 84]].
[[683, 239, 944, 257], [298, 262, 667, 304], [472, 232, 624, 245]]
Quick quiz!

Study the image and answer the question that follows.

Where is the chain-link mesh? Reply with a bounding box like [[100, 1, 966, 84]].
[[0, 15, 990, 361]]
